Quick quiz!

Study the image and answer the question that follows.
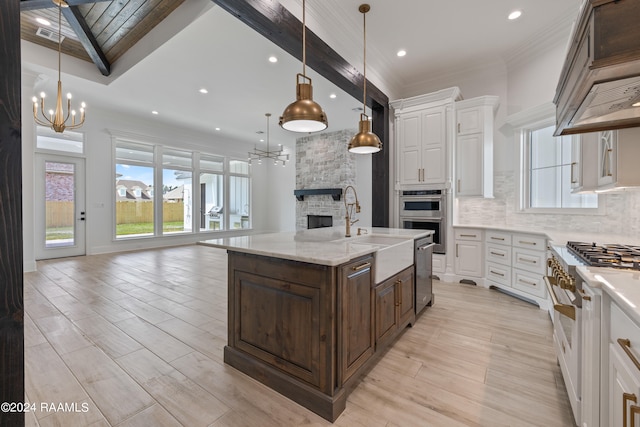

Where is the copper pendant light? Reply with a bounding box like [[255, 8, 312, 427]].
[[279, 0, 328, 133], [32, 0, 86, 133], [348, 4, 381, 154]]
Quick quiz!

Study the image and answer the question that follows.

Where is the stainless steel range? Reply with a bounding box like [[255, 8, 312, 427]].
[[547, 244, 585, 426], [547, 241, 640, 426], [566, 241, 640, 269]]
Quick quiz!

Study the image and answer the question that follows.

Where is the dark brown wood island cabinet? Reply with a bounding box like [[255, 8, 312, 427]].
[[199, 227, 430, 421]]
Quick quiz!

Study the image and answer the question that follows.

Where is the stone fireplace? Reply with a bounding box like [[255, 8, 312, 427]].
[[295, 129, 356, 230]]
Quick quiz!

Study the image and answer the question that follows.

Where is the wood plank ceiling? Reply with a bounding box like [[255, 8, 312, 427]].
[[20, 0, 185, 76]]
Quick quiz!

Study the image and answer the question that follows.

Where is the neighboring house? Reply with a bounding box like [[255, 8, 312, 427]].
[[45, 162, 74, 202], [115, 180, 153, 201], [163, 185, 185, 202]]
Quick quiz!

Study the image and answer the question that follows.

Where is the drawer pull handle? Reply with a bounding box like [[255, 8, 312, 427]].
[[490, 270, 504, 277], [618, 338, 640, 371], [577, 288, 591, 301], [519, 240, 537, 246], [460, 234, 477, 238], [518, 258, 537, 264], [490, 251, 504, 257], [491, 237, 505, 241], [352, 262, 372, 272], [518, 279, 537, 286], [623, 393, 637, 427]]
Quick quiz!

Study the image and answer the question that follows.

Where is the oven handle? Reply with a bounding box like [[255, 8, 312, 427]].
[[544, 276, 576, 320], [417, 243, 435, 251]]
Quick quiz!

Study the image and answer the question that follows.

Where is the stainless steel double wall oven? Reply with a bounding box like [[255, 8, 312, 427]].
[[400, 189, 446, 254]]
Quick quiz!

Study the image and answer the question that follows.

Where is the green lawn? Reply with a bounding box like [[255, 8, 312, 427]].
[[46, 227, 74, 240], [117, 221, 185, 235], [45, 222, 186, 240]]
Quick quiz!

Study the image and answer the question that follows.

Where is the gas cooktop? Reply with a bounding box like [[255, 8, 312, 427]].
[[566, 241, 640, 270]]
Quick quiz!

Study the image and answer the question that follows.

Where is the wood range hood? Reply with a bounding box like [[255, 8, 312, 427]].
[[554, 0, 640, 136]]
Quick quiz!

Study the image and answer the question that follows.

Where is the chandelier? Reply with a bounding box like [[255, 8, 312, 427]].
[[348, 4, 381, 154], [249, 113, 289, 166], [32, 0, 86, 133]]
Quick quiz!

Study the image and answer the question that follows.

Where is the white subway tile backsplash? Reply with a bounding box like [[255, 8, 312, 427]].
[[457, 171, 640, 239]]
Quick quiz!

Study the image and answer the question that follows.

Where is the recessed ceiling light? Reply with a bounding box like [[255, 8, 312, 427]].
[[36, 17, 51, 26], [397, 50, 407, 57], [215, 127, 221, 131], [508, 10, 522, 20], [199, 88, 208, 94], [152, 111, 159, 115], [330, 93, 337, 99], [268, 56, 278, 63]]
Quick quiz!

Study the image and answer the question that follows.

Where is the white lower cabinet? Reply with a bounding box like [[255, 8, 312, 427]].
[[580, 282, 601, 427], [454, 228, 483, 278], [609, 301, 640, 427], [482, 230, 547, 307]]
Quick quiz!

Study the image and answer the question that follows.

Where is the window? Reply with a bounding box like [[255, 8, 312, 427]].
[[162, 149, 192, 234], [200, 155, 224, 231], [229, 160, 250, 229], [37, 126, 84, 154], [113, 138, 252, 239], [524, 124, 597, 211], [115, 142, 155, 238]]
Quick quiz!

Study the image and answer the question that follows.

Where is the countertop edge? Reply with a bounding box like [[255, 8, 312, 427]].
[[577, 266, 640, 325]]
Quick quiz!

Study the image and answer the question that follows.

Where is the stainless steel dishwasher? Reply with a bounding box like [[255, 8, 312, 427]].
[[415, 235, 434, 314]]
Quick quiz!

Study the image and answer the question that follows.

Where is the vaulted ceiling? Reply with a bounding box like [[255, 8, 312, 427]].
[[20, 0, 185, 76], [19, 0, 581, 144]]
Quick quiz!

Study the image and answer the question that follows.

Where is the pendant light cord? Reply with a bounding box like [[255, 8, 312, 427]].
[[362, 8, 367, 112], [58, 3, 62, 83], [302, 0, 306, 76]]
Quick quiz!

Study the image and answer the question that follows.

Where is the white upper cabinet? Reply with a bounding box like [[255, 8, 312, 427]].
[[581, 128, 640, 191], [396, 106, 446, 186], [391, 88, 461, 189], [455, 96, 499, 198]]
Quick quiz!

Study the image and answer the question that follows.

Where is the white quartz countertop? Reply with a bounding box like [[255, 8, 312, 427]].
[[198, 227, 432, 266], [577, 266, 640, 325]]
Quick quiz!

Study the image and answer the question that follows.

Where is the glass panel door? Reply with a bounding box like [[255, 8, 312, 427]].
[[35, 154, 86, 259]]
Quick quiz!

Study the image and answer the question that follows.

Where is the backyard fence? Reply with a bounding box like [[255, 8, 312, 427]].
[[45, 201, 185, 226]]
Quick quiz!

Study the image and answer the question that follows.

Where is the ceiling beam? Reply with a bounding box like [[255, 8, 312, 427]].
[[20, 0, 111, 11], [61, 5, 111, 75]]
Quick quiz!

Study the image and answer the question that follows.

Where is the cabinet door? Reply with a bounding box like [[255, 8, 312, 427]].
[[609, 344, 640, 427], [455, 240, 483, 277], [340, 256, 374, 383], [598, 130, 617, 187], [421, 107, 446, 184], [581, 285, 601, 427], [456, 133, 483, 196], [397, 267, 415, 327], [457, 107, 482, 135], [398, 113, 422, 185], [375, 279, 397, 347], [570, 134, 582, 190]]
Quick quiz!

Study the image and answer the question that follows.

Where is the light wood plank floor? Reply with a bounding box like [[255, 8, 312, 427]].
[[24, 245, 575, 426]]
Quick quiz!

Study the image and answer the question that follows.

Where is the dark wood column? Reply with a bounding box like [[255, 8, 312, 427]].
[[0, 1, 25, 426], [212, 0, 390, 226]]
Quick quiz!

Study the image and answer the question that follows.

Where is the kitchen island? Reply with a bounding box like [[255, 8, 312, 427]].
[[198, 227, 430, 421]]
